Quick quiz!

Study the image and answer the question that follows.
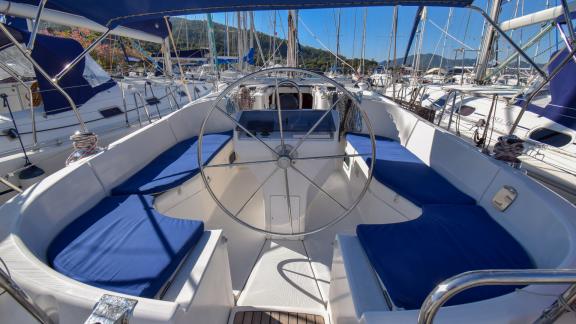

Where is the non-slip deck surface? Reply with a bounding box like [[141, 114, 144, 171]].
[[237, 240, 324, 311], [233, 311, 324, 324]]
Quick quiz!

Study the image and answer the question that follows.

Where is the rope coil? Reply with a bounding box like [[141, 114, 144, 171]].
[[493, 135, 525, 167], [65, 131, 101, 165]]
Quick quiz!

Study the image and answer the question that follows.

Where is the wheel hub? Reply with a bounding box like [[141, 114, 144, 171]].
[[277, 156, 291, 169]]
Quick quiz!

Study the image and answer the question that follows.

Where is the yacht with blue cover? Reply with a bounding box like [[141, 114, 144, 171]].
[[0, 11, 213, 203], [385, 5, 576, 203], [1, 1, 576, 324]]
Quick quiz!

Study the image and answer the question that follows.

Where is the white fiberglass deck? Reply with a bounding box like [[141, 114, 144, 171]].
[[237, 240, 325, 312]]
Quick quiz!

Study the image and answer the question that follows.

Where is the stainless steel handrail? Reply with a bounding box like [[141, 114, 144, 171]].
[[0, 267, 53, 324], [0, 60, 38, 147], [418, 269, 576, 324], [132, 90, 152, 123], [164, 85, 180, 110]]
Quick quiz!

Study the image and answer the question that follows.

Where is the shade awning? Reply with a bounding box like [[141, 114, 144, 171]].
[[9, 0, 474, 29]]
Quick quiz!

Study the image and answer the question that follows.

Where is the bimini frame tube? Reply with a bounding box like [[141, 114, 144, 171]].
[[468, 5, 547, 79], [556, 23, 576, 63], [0, 22, 87, 132], [484, 23, 554, 82], [560, 0, 576, 43], [26, 0, 48, 51]]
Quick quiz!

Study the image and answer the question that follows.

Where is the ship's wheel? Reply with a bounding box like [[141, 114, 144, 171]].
[[198, 68, 376, 237]]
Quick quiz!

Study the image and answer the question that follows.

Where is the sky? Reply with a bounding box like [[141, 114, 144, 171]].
[[177, 0, 562, 64]]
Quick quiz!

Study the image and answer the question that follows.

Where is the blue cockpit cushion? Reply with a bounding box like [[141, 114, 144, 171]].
[[368, 158, 476, 206], [47, 194, 204, 298], [357, 204, 534, 310], [112, 132, 232, 195], [346, 133, 422, 164], [346, 133, 475, 206]]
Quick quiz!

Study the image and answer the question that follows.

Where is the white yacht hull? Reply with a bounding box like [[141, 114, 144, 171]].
[[0, 84, 575, 323], [0, 79, 213, 203]]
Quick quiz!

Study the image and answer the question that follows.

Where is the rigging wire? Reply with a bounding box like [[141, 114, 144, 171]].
[[428, 19, 475, 51], [299, 17, 356, 71]]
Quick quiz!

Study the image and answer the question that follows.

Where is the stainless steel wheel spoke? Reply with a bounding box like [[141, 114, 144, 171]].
[[275, 75, 286, 148], [292, 153, 372, 161], [198, 67, 376, 238], [284, 168, 294, 234], [204, 158, 278, 169], [289, 95, 344, 156], [213, 103, 279, 157], [290, 165, 347, 210], [234, 167, 280, 218]]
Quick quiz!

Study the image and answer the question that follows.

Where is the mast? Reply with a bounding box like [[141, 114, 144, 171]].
[[250, 11, 266, 66], [237, 12, 243, 70], [243, 12, 249, 63], [438, 8, 453, 73], [335, 9, 341, 71], [392, 6, 398, 68], [414, 7, 428, 77], [361, 8, 367, 75], [206, 13, 218, 73], [402, 6, 424, 66], [185, 16, 189, 50], [475, 0, 504, 83], [287, 10, 298, 67], [162, 38, 173, 76], [386, 7, 397, 69], [225, 13, 230, 57], [249, 12, 254, 51], [352, 9, 357, 65], [272, 11, 277, 64], [517, 0, 524, 83]]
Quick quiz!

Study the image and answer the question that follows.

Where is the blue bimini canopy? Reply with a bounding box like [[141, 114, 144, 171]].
[[0, 25, 116, 115], [556, 10, 576, 25], [11, 1, 473, 29], [122, 19, 171, 39], [4, 16, 29, 31]]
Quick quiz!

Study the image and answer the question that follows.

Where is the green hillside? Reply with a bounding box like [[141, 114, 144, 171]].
[[169, 18, 379, 72]]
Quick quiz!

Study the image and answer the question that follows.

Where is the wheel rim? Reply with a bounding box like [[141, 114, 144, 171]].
[[197, 67, 377, 237]]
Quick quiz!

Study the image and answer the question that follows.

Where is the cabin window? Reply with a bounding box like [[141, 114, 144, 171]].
[[99, 107, 123, 118], [267, 93, 313, 109], [457, 105, 476, 116], [529, 128, 572, 147]]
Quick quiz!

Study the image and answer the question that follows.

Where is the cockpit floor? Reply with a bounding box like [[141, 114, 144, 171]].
[[236, 239, 325, 312]]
